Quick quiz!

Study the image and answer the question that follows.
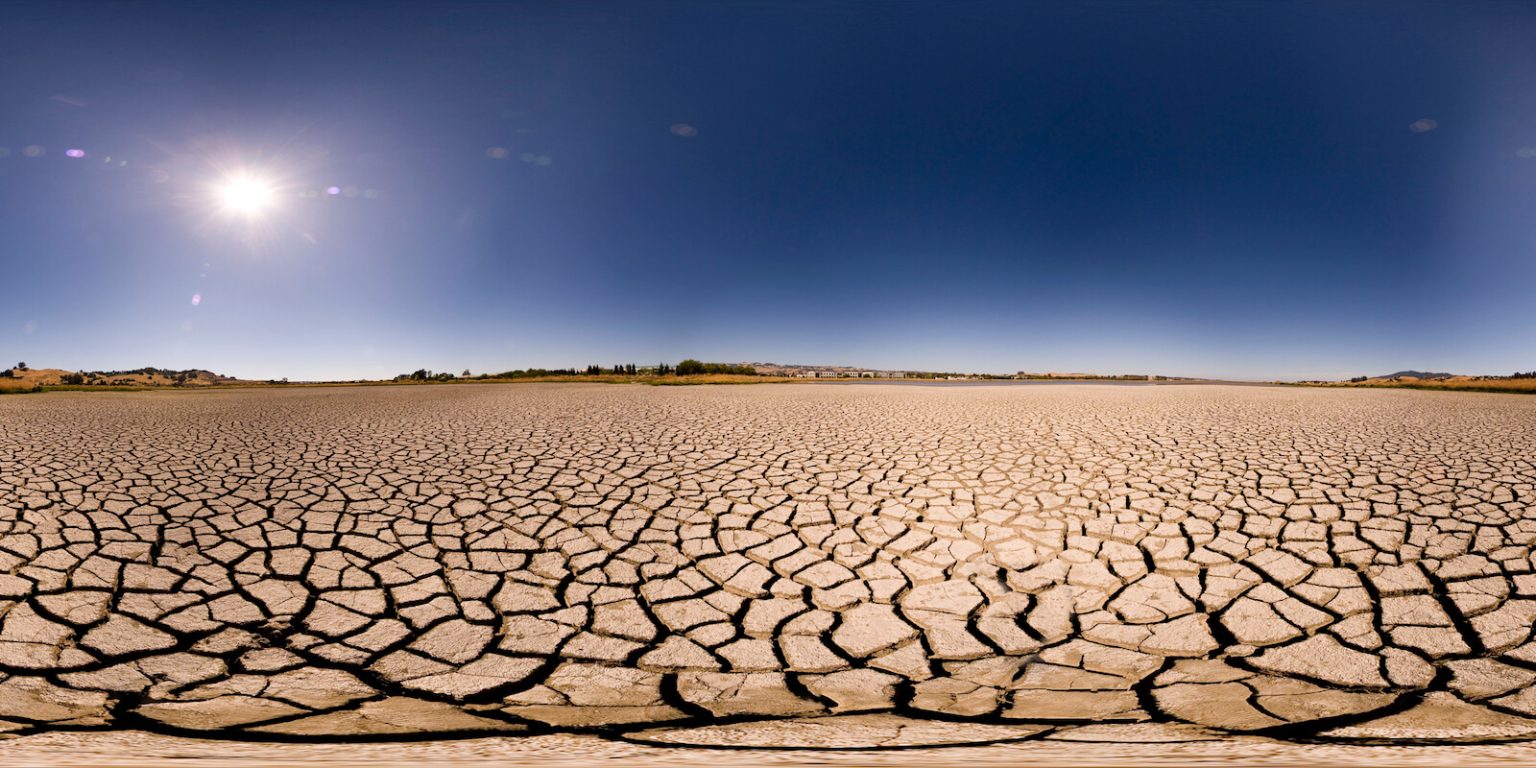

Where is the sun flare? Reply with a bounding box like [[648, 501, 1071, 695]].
[[218, 175, 276, 216]]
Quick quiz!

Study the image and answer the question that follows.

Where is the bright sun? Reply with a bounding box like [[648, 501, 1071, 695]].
[[218, 176, 276, 216]]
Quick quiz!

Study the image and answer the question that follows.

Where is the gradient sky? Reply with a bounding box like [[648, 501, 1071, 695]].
[[2, 1, 1534, 381]]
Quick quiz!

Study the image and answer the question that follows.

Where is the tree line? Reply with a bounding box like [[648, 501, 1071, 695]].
[[395, 360, 758, 382]]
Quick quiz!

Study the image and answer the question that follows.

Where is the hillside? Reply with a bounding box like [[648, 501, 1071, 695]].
[[0, 365, 245, 392], [1380, 370, 1454, 380], [1317, 370, 1536, 394]]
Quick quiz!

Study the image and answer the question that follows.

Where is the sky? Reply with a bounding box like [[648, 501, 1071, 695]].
[[2, 1, 1534, 381]]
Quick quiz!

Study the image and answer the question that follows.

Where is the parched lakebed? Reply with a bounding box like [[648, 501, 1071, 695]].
[[2, 383, 1535, 752]]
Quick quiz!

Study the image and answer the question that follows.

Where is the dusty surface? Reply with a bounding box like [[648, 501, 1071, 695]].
[[8, 728, 1536, 767], [2, 383, 1536, 758]]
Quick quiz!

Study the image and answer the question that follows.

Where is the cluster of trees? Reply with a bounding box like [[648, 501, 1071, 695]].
[[60, 371, 193, 386], [86, 368, 219, 386], [398, 369, 460, 382], [400, 367, 591, 380], [674, 359, 757, 376], [582, 364, 640, 375], [475, 368, 580, 379]]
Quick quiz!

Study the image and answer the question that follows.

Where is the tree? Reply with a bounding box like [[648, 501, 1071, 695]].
[[461, 369, 471, 378], [15, 362, 26, 371], [676, 359, 705, 376]]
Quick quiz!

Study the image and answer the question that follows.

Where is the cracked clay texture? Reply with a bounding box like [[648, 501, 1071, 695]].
[[3, 383, 1536, 752]]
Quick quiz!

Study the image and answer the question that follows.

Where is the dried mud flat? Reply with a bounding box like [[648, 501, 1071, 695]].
[[3, 383, 1536, 764]]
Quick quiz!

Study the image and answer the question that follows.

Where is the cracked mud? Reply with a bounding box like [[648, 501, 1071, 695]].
[[3, 383, 1536, 752]]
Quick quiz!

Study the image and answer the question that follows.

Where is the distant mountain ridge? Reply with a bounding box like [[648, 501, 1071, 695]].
[[1380, 370, 1454, 380]]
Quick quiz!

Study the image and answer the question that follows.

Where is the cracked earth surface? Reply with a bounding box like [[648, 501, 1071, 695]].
[[3, 383, 1536, 755]]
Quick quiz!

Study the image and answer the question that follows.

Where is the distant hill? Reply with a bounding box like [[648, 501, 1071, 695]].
[[1380, 370, 1454, 380], [1326, 370, 1536, 394], [1, 364, 245, 391]]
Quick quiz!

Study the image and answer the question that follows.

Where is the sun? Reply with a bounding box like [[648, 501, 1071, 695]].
[[218, 175, 276, 216]]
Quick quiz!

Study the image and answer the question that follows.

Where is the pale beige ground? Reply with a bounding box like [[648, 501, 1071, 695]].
[[3, 383, 1536, 761], [7, 727, 1536, 767]]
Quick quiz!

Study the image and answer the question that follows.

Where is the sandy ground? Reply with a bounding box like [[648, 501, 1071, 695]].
[[3, 383, 1535, 760], [7, 728, 1536, 767]]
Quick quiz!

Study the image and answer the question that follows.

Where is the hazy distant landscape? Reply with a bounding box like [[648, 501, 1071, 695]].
[[8, 359, 1536, 397]]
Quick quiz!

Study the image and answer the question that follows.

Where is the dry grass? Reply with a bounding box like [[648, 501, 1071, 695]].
[[0, 380, 43, 394], [1304, 376, 1536, 395], [1, 368, 69, 388]]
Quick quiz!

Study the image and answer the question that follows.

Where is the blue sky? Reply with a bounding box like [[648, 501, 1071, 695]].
[[2, 1, 1533, 380]]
